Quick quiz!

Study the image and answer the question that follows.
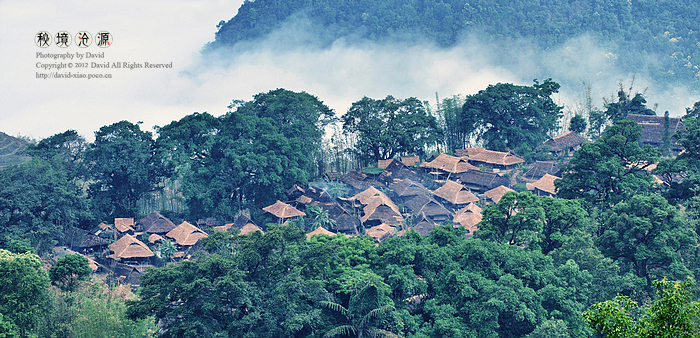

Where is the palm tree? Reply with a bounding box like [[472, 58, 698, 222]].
[[322, 276, 401, 338]]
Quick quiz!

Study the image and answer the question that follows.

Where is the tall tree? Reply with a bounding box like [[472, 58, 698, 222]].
[[555, 120, 660, 208], [0, 249, 51, 337], [458, 79, 563, 152], [342, 96, 440, 165], [85, 121, 169, 219], [474, 191, 545, 247]]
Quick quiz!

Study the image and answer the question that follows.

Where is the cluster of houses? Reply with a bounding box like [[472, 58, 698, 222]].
[[60, 114, 683, 286]]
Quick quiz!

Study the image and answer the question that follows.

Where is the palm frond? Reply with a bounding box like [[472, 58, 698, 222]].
[[368, 329, 402, 338], [360, 305, 396, 328], [324, 325, 356, 338], [321, 300, 349, 318]]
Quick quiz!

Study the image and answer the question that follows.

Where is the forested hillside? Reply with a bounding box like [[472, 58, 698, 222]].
[[0, 132, 29, 168], [208, 0, 700, 92]]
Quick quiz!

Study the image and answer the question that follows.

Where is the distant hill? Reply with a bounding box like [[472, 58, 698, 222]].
[[0, 132, 30, 168], [208, 0, 700, 93]]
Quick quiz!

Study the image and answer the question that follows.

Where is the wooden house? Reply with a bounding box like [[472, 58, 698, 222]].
[[626, 114, 686, 154], [484, 185, 516, 204], [137, 211, 177, 234], [263, 200, 306, 223], [454, 169, 510, 193], [420, 153, 478, 179], [432, 180, 479, 207], [527, 174, 559, 197], [401, 156, 420, 167], [523, 161, 565, 180], [107, 234, 154, 263], [379, 159, 424, 184], [389, 179, 432, 199], [456, 148, 525, 170], [239, 223, 264, 235], [537, 132, 588, 157], [404, 193, 453, 224], [306, 226, 336, 240], [365, 223, 395, 243], [166, 221, 209, 247], [114, 218, 135, 236]]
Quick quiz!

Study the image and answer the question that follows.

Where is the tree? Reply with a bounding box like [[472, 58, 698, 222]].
[[342, 96, 441, 165], [436, 94, 469, 152], [540, 197, 591, 255], [24, 129, 86, 179], [603, 89, 656, 122], [458, 79, 563, 152], [305, 204, 336, 231], [555, 120, 660, 208], [85, 121, 169, 218], [583, 277, 700, 338], [0, 249, 50, 337], [322, 275, 401, 338], [475, 191, 544, 247], [49, 254, 92, 291], [569, 114, 587, 134], [158, 239, 177, 262]]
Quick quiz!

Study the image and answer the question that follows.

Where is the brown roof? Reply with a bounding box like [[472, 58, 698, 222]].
[[232, 215, 256, 229], [74, 233, 110, 248], [389, 179, 432, 197], [139, 211, 177, 234], [362, 198, 403, 226], [148, 234, 164, 243], [378, 159, 394, 169], [114, 218, 134, 233], [412, 213, 436, 236], [306, 227, 336, 240], [433, 180, 479, 205], [420, 153, 478, 173], [523, 161, 565, 180], [378, 160, 423, 184], [626, 114, 686, 149], [365, 224, 395, 242], [401, 156, 420, 167], [484, 185, 516, 204], [108, 234, 154, 259], [239, 223, 264, 235], [455, 169, 510, 191], [334, 213, 361, 234], [457, 148, 525, 166], [166, 221, 209, 246], [213, 223, 233, 232], [404, 194, 453, 218], [540, 132, 589, 152], [455, 203, 482, 215], [263, 200, 306, 219], [528, 174, 559, 196], [341, 170, 382, 191]]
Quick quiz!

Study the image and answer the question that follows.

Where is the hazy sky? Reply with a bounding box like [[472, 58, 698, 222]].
[[2, 0, 698, 142]]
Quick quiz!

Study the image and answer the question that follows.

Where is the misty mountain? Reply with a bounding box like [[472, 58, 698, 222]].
[[207, 0, 699, 93]]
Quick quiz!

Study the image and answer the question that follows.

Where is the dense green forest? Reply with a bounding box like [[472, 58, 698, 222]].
[[3, 83, 700, 337], [207, 0, 700, 93]]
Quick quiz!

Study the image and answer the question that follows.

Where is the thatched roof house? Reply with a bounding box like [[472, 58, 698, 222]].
[[378, 159, 393, 169], [454, 169, 510, 193], [484, 185, 516, 204], [453, 203, 483, 234], [389, 179, 432, 198], [72, 233, 110, 252], [401, 156, 420, 167], [91, 222, 115, 238], [263, 200, 306, 221], [108, 234, 154, 260], [239, 223, 264, 235], [341, 170, 382, 191], [166, 221, 209, 246], [538, 132, 589, 156], [420, 153, 478, 177], [456, 148, 525, 170], [433, 180, 479, 206], [379, 159, 424, 184], [523, 161, 565, 180], [148, 234, 164, 244], [626, 114, 686, 153], [404, 193, 453, 223], [114, 218, 135, 234], [137, 211, 177, 234], [366, 224, 395, 243], [526, 174, 559, 197], [306, 227, 336, 240], [412, 213, 435, 236], [361, 197, 404, 227]]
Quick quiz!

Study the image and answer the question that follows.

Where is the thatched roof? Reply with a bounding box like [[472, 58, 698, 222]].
[[420, 153, 478, 173], [212, 223, 233, 232], [239, 223, 264, 235], [138, 211, 177, 234], [166, 221, 209, 246], [484, 185, 515, 204], [404, 194, 453, 219], [148, 234, 164, 244], [379, 160, 423, 184], [366, 224, 395, 242], [108, 234, 154, 259], [341, 170, 382, 191], [539, 132, 588, 152], [455, 169, 510, 192], [457, 148, 525, 166], [627, 114, 685, 147], [523, 161, 565, 180], [453, 203, 482, 232], [306, 227, 336, 240], [378, 159, 394, 169], [351, 186, 387, 205], [433, 180, 479, 205], [389, 179, 432, 197], [232, 214, 256, 229], [527, 174, 559, 196], [455, 203, 482, 215], [335, 213, 361, 234], [287, 184, 305, 199], [362, 199, 403, 227], [401, 156, 420, 167], [74, 233, 110, 249], [114, 218, 134, 233], [263, 200, 306, 219]]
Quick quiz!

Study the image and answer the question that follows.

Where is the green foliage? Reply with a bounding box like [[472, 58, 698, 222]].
[[176, 89, 333, 219], [49, 254, 92, 291], [556, 120, 660, 208], [569, 115, 587, 135], [158, 239, 177, 262], [0, 249, 50, 337], [342, 95, 441, 165], [656, 117, 700, 204], [85, 121, 169, 219], [475, 191, 545, 247], [583, 277, 700, 338], [305, 204, 336, 231], [603, 90, 656, 122], [0, 313, 19, 338], [459, 79, 563, 152]]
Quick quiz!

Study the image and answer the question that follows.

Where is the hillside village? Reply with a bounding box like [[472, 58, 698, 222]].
[[58, 113, 677, 287]]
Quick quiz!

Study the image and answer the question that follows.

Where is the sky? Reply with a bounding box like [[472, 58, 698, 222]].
[[2, 0, 698, 142]]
